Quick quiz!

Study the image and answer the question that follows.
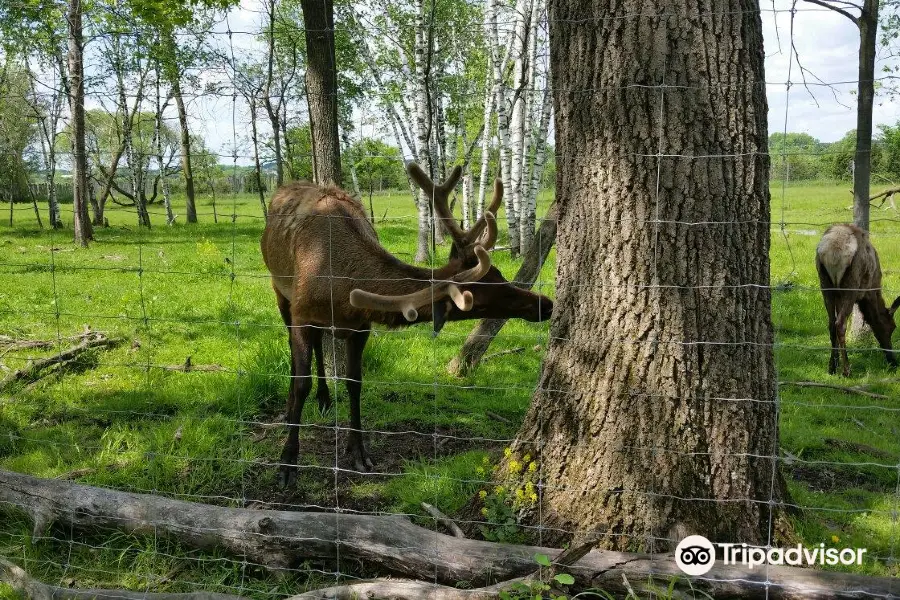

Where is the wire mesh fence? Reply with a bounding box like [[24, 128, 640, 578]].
[[1, 0, 900, 598]]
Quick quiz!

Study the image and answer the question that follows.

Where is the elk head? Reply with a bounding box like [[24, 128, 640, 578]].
[[349, 163, 553, 333]]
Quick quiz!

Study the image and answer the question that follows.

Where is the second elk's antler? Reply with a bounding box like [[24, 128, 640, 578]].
[[260, 162, 553, 484]]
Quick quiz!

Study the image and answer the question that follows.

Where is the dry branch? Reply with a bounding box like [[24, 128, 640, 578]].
[[0, 332, 120, 389], [421, 501, 465, 538], [0, 470, 898, 599], [778, 380, 888, 399]]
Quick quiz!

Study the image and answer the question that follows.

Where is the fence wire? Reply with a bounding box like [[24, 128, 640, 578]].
[[1, 0, 900, 599]]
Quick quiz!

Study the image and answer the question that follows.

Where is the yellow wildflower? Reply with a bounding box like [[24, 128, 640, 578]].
[[508, 460, 522, 474], [475, 466, 485, 476], [528, 461, 537, 473], [494, 485, 505, 495], [481, 507, 488, 516], [523, 454, 531, 463], [831, 535, 840, 544], [504, 447, 513, 458], [525, 482, 535, 494], [479, 490, 487, 499], [529, 492, 538, 503], [515, 488, 525, 500], [482, 455, 491, 465]]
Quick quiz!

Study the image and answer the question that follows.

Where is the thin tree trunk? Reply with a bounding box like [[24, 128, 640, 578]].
[[300, 0, 341, 186], [163, 28, 197, 225], [156, 68, 175, 225], [67, 0, 91, 246], [508, 0, 532, 255], [522, 80, 551, 245], [476, 0, 497, 220], [264, 0, 285, 187], [413, 0, 434, 263], [853, 0, 878, 232], [449, 202, 557, 376], [515, 0, 787, 549], [249, 102, 268, 220], [490, 0, 518, 256]]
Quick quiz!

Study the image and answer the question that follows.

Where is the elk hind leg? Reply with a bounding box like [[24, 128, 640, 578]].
[[344, 329, 372, 472], [312, 329, 332, 413], [280, 322, 314, 487]]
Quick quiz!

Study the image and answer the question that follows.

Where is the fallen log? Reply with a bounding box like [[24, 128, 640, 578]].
[[0, 557, 524, 600], [0, 333, 120, 389], [0, 557, 241, 600], [0, 470, 897, 599]]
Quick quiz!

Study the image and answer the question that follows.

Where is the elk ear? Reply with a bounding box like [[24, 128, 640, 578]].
[[890, 295, 900, 317], [406, 162, 434, 195]]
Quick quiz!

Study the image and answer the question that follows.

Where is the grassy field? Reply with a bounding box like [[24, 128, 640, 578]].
[[0, 182, 898, 596]]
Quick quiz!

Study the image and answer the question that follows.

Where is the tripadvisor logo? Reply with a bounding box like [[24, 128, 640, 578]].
[[675, 535, 868, 576]]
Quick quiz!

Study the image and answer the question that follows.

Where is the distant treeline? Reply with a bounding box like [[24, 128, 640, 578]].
[[770, 126, 900, 182]]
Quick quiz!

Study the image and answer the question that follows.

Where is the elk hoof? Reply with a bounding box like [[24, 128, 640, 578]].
[[317, 390, 333, 414], [278, 464, 298, 488], [348, 444, 374, 473]]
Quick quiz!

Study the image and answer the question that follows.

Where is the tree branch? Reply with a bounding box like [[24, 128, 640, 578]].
[[802, 0, 860, 25]]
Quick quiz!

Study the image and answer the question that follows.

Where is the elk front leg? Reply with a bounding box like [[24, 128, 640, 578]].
[[858, 296, 899, 370], [836, 311, 851, 378], [826, 309, 839, 375], [280, 323, 314, 487], [312, 328, 332, 413], [344, 329, 372, 472]]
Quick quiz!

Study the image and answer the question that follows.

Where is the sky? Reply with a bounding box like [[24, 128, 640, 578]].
[[176, 1, 900, 162]]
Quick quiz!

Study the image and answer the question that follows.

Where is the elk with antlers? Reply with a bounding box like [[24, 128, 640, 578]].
[[816, 223, 900, 377], [261, 163, 553, 485]]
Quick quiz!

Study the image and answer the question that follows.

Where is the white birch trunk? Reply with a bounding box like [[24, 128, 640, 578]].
[[155, 71, 174, 225], [414, 0, 432, 262], [517, 0, 541, 253], [490, 0, 521, 255], [523, 81, 551, 250]]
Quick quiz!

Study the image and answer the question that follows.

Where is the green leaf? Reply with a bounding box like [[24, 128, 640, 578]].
[[534, 553, 551, 567], [554, 573, 575, 585]]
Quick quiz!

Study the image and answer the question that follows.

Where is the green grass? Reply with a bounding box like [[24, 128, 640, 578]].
[[0, 182, 898, 595]]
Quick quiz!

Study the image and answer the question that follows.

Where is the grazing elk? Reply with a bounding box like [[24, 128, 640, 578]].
[[816, 223, 900, 377], [261, 163, 553, 485]]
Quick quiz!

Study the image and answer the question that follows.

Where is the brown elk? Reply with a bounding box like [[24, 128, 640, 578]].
[[816, 223, 900, 377], [261, 163, 553, 485]]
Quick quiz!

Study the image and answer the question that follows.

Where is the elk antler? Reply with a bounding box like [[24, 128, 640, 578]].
[[406, 163, 502, 251], [349, 246, 491, 322]]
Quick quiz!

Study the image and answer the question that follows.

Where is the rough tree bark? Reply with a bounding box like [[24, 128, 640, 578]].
[[514, 0, 787, 550], [300, 0, 341, 186], [67, 0, 92, 246], [449, 202, 557, 376]]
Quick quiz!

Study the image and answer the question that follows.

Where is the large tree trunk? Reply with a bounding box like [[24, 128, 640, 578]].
[[67, 0, 92, 247], [301, 0, 341, 186], [516, 0, 786, 550]]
